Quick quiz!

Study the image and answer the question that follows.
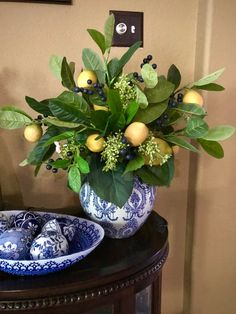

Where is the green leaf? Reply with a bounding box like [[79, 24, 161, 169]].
[[108, 58, 120, 79], [19, 159, 29, 167], [69, 62, 75, 76], [49, 55, 63, 80], [87, 157, 134, 207], [141, 63, 158, 88], [172, 103, 206, 116], [27, 127, 59, 165], [49, 99, 89, 123], [104, 14, 115, 51], [34, 164, 42, 177], [136, 157, 174, 186], [45, 117, 81, 128], [184, 116, 209, 138], [76, 155, 90, 174], [1, 106, 32, 120], [61, 57, 76, 91], [201, 125, 235, 141], [135, 86, 149, 109], [52, 159, 71, 169], [195, 83, 225, 91], [167, 64, 181, 89], [164, 135, 200, 153], [197, 138, 224, 158], [0, 110, 32, 129], [89, 93, 107, 106], [124, 155, 144, 174], [87, 29, 106, 54], [190, 68, 225, 87], [68, 166, 81, 193], [134, 101, 168, 124], [25, 96, 52, 116], [145, 77, 175, 103], [44, 131, 75, 147], [107, 89, 122, 113], [125, 101, 139, 124], [57, 91, 90, 115], [165, 110, 182, 125], [82, 48, 106, 84], [91, 110, 110, 131]]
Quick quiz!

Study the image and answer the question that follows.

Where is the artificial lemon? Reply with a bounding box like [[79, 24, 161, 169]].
[[86, 134, 105, 153], [144, 138, 172, 166], [77, 70, 97, 88], [93, 104, 108, 111], [183, 90, 203, 107], [124, 122, 149, 147], [24, 124, 43, 143]]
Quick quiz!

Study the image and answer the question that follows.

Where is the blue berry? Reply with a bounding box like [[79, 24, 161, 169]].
[[98, 90, 104, 96], [46, 164, 52, 170], [88, 90, 94, 95], [140, 63, 144, 68], [52, 168, 58, 173], [101, 96, 107, 102], [119, 148, 127, 157], [73, 86, 80, 93], [121, 136, 128, 144], [87, 79, 92, 85], [133, 72, 139, 78], [93, 83, 98, 88], [138, 76, 144, 83], [152, 64, 157, 69], [125, 153, 135, 161], [66, 151, 73, 157], [48, 159, 54, 163], [98, 83, 104, 89], [147, 54, 153, 61], [83, 89, 88, 94], [143, 58, 148, 64], [37, 115, 43, 120], [177, 93, 183, 102], [163, 113, 169, 120]]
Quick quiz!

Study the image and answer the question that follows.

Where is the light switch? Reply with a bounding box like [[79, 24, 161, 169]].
[[110, 10, 143, 47]]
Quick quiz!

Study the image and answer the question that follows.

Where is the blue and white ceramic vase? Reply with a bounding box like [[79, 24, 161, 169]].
[[79, 178, 156, 239]]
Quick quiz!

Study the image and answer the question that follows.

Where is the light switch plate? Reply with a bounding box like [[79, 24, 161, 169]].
[[110, 10, 143, 47]]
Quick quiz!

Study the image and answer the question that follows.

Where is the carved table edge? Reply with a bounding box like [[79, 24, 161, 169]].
[[0, 245, 169, 311]]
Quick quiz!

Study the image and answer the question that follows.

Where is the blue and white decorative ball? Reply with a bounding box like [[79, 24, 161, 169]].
[[42, 218, 76, 242], [0, 228, 34, 260], [0, 213, 9, 235], [30, 231, 69, 260], [13, 211, 43, 236]]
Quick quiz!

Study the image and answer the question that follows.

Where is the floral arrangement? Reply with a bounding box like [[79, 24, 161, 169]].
[[0, 15, 235, 207]]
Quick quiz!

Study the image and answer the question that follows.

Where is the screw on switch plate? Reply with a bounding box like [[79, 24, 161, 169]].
[[110, 10, 143, 47]]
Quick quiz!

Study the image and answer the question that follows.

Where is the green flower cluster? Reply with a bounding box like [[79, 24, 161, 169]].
[[114, 75, 136, 109]]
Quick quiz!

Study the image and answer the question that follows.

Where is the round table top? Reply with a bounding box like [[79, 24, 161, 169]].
[[0, 211, 168, 301]]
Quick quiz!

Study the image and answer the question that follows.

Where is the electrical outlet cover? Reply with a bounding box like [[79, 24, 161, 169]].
[[110, 10, 143, 47]]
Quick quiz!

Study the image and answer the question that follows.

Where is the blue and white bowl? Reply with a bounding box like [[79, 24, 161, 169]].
[[42, 218, 76, 242], [80, 177, 156, 239], [0, 211, 104, 276], [0, 213, 9, 235], [0, 228, 33, 260]]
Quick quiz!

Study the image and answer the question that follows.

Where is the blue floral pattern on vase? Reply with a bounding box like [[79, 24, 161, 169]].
[[0, 213, 9, 235], [80, 177, 156, 239]]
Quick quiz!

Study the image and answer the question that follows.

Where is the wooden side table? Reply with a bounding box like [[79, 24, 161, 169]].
[[0, 211, 168, 314]]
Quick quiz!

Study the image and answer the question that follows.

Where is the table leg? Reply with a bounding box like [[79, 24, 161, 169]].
[[152, 272, 162, 314]]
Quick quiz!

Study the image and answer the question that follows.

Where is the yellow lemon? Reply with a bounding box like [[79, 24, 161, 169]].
[[86, 134, 105, 153], [124, 122, 149, 147], [183, 90, 204, 107], [77, 70, 97, 88], [144, 138, 172, 166], [93, 104, 108, 111], [24, 124, 43, 143]]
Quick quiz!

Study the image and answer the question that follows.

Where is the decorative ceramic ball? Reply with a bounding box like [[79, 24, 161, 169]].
[[0, 213, 9, 235], [13, 211, 43, 236], [30, 231, 69, 260], [0, 228, 34, 260], [42, 218, 76, 242]]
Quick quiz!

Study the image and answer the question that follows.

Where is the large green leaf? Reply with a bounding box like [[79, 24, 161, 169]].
[[104, 14, 115, 51], [197, 138, 224, 158], [52, 159, 71, 169], [49, 100, 89, 123], [44, 131, 75, 147], [124, 155, 144, 174], [134, 101, 168, 124], [108, 58, 120, 80], [190, 68, 225, 87], [172, 103, 206, 116], [136, 157, 174, 186], [107, 89, 122, 113], [0, 110, 32, 129], [61, 57, 76, 91], [68, 166, 81, 193], [195, 83, 225, 91], [141, 64, 158, 88], [1, 106, 32, 120], [135, 86, 148, 109], [25, 96, 52, 116], [27, 127, 59, 165], [76, 155, 90, 174], [87, 157, 134, 207], [164, 135, 200, 153], [45, 117, 81, 128], [57, 91, 90, 115], [167, 64, 181, 89], [49, 55, 63, 80], [184, 116, 209, 138], [89, 93, 107, 106], [91, 110, 110, 131], [145, 77, 175, 103], [82, 48, 106, 84], [125, 101, 139, 124], [165, 110, 182, 125], [87, 29, 106, 54], [201, 125, 235, 141]]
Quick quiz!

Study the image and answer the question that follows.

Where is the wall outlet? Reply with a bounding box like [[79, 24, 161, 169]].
[[110, 10, 143, 47]]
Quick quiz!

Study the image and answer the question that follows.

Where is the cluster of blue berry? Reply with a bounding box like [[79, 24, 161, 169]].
[[119, 136, 136, 161], [73, 81, 107, 102], [133, 54, 157, 83]]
